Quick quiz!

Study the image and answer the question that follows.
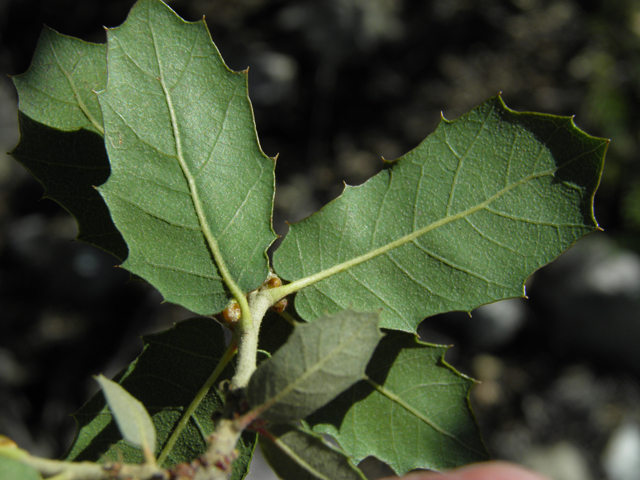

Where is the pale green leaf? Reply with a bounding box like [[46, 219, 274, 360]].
[[247, 309, 383, 423], [307, 331, 489, 474], [0, 457, 42, 480], [97, 0, 277, 315], [273, 96, 606, 331], [259, 424, 366, 480], [95, 374, 157, 454], [11, 28, 127, 259], [65, 318, 255, 478]]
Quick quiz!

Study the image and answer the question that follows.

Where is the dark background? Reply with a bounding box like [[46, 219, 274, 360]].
[[2, 1, 640, 479]]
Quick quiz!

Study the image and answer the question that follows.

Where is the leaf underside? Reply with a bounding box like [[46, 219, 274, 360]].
[[274, 96, 606, 332], [97, 0, 277, 315], [307, 331, 490, 474], [65, 318, 255, 479], [247, 309, 383, 423], [95, 375, 157, 453], [0, 457, 42, 480], [259, 424, 366, 480], [9, 1, 609, 478], [11, 28, 127, 259]]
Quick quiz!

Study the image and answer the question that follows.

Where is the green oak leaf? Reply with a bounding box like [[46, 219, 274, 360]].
[[307, 331, 489, 474], [65, 318, 255, 479], [247, 309, 383, 423], [97, 0, 277, 315], [13, 26, 105, 134], [11, 28, 127, 259], [273, 96, 606, 331], [259, 424, 366, 480], [95, 375, 157, 455]]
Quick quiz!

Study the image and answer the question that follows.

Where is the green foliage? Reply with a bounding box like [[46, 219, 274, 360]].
[[259, 424, 366, 480], [247, 309, 383, 423], [6, 0, 607, 478], [0, 457, 42, 480], [273, 98, 606, 332], [95, 375, 157, 456], [11, 28, 127, 259], [308, 331, 489, 473], [65, 318, 255, 478], [97, 0, 277, 315]]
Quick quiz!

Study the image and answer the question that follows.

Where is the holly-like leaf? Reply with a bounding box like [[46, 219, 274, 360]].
[[273, 96, 606, 331], [247, 309, 383, 423], [307, 331, 489, 474], [13, 26, 105, 134], [11, 28, 127, 259], [95, 375, 156, 455], [97, 0, 277, 315], [259, 424, 366, 480], [65, 318, 255, 478]]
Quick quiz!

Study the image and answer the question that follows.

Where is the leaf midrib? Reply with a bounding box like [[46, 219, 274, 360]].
[[364, 376, 486, 456], [269, 433, 333, 480], [272, 148, 596, 300], [256, 318, 375, 415], [148, 19, 245, 307]]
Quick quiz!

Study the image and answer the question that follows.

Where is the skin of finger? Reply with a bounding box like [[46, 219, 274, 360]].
[[379, 461, 552, 480]]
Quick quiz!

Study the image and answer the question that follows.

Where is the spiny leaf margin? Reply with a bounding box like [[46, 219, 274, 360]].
[[273, 95, 606, 332], [11, 28, 127, 259], [307, 330, 490, 474], [97, 0, 277, 315]]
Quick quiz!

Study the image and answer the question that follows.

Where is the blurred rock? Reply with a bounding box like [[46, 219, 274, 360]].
[[469, 299, 528, 350], [520, 441, 593, 480], [602, 421, 640, 480], [530, 234, 640, 375], [247, 50, 297, 106]]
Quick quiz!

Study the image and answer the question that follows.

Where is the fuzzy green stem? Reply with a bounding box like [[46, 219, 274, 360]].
[[230, 289, 273, 389], [0, 447, 165, 480]]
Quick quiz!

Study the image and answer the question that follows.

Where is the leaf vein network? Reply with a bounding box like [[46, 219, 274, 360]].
[[48, 38, 103, 133], [384, 251, 436, 296], [216, 169, 264, 239], [482, 206, 584, 227], [463, 216, 523, 255], [410, 239, 508, 288], [344, 269, 406, 322], [104, 189, 201, 230], [134, 258, 219, 281], [195, 82, 241, 179], [445, 104, 494, 217]]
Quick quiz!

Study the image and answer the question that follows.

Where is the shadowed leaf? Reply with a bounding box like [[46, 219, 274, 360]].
[[247, 309, 383, 423], [307, 331, 489, 474], [259, 424, 366, 480], [65, 318, 255, 478]]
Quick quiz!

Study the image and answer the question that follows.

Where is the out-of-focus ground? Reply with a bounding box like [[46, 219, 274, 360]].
[[2, 1, 640, 479]]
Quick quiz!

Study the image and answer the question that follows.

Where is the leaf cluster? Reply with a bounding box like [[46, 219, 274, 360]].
[[2, 0, 607, 479]]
